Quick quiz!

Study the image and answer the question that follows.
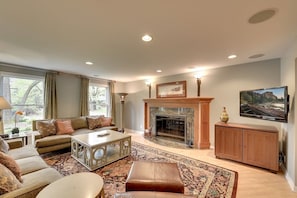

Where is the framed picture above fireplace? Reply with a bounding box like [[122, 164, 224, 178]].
[[156, 81, 187, 98]]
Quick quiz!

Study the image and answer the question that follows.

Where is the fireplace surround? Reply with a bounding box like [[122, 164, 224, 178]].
[[143, 97, 213, 149]]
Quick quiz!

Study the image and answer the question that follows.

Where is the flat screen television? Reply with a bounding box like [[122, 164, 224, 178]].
[[240, 86, 289, 123]]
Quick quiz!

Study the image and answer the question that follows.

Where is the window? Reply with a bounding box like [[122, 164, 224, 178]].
[[1, 73, 44, 133], [88, 82, 110, 116]]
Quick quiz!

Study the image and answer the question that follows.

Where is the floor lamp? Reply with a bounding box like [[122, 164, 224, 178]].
[[0, 96, 12, 134], [118, 93, 128, 133]]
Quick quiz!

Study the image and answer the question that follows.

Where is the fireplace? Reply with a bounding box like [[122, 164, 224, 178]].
[[155, 115, 186, 142], [143, 97, 213, 149]]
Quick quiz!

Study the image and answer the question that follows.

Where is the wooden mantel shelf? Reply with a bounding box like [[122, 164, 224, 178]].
[[143, 97, 214, 104], [143, 97, 214, 149]]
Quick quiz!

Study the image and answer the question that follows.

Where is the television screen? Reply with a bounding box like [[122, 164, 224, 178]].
[[240, 86, 289, 123]]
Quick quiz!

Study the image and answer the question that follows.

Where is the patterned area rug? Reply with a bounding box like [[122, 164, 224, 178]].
[[42, 142, 238, 198]]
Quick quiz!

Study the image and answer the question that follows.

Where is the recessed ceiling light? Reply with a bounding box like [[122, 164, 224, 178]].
[[142, 34, 152, 42], [228, 55, 237, 59], [85, 61, 93, 65], [248, 54, 265, 59], [248, 9, 277, 24], [156, 69, 162, 73]]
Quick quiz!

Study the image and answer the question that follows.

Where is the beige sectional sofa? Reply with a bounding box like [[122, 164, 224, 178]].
[[0, 140, 62, 198], [32, 116, 118, 154]]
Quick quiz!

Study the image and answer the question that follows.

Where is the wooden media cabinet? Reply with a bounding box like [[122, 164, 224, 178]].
[[215, 122, 279, 172]]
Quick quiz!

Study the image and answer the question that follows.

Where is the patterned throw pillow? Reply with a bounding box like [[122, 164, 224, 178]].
[[0, 137, 9, 153], [100, 117, 112, 127], [0, 164, 22, 195], [37, 120, 57, 137], [0, 152, 22, 183], [56, 120, 74, 135], [86, 117, 101, 130]]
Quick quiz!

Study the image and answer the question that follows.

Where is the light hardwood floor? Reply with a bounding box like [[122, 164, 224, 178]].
[[128, 131, 297, 198]]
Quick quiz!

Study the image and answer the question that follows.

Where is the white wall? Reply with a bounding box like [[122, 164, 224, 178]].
[[122, 59, 282, 148], [281, 38, 297, 191]]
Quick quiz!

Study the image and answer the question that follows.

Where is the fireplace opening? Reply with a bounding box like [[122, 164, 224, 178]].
[[155, 115, 186, 142]]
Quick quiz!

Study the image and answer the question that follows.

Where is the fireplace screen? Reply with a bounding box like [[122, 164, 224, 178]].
[[155, 115, 186, 141]]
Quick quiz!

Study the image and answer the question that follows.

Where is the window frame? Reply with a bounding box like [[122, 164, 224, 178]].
[[0, 72, 45, 133], [88, 82, 110, 117]]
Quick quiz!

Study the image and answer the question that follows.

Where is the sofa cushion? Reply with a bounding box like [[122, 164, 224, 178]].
[[8, 145, 39, 160], [0, 164, 22, 195], [37, 120, 57, 137], [56, 120, 74, 135], [0, 136, 9, 153], [35, 135, 71, 148], [0, 152, 23, 182], [86, 117, 102, 129], [16, 156, 49, 175], [71, 117, 88, 130], [72, 128, 96, 136]]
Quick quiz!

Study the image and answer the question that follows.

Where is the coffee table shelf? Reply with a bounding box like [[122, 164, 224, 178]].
[[71, 130, 131, 171]]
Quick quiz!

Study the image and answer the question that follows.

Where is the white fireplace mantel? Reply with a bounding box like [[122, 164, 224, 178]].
[[143, 97, 214, 149]]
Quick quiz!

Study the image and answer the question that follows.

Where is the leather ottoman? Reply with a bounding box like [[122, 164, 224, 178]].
[[114, 191, 197, 198], [126, 161, 184, 193]]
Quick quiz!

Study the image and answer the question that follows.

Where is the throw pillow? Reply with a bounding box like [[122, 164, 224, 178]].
[[0, 164, 22, 195], [56, 120, 74, 135], [0, 152, 22, 182], [100, 117, 112, 127], [86, 117, 101, 130], [0, 137, 9, 153], [37, 120, 57, 137], [71, 117, 88, 130]]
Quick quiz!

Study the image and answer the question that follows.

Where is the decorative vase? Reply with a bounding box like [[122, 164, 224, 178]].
[[220, 107, 229, 123]]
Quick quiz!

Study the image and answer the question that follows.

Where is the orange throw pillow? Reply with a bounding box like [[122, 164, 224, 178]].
[[100, 117, 112, 127], [0, 152, 23, 183], [56, 120, 74, 135]]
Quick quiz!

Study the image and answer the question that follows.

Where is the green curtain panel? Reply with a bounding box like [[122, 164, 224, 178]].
[[108, 81, 116, 123], [44, 72, 57, 119], [80, 77, 89, 116]]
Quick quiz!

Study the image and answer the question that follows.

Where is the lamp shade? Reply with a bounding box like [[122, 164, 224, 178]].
[[0, 96, 12, 110]]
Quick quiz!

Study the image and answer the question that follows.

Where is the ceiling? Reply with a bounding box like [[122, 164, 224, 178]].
[[0, 0, 297, 82]]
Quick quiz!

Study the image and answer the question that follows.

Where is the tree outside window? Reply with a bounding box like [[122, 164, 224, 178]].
[[89, 84, 109, 116], [1, 75, 44, 133]]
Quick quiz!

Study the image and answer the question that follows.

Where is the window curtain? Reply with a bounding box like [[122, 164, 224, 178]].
[[44, 72, 57, 119], [80, 77, 89, 116], [108, 81, 116, 123]]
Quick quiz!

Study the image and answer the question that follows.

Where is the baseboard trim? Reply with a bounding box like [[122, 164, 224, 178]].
[[281, 163, 297, 192]]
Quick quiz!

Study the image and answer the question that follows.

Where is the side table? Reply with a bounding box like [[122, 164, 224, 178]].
[[3, 132, 29, 146], [37, 172, 105, 198]]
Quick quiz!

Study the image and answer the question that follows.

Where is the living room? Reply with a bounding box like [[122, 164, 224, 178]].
[[0, 1, 297, 197]]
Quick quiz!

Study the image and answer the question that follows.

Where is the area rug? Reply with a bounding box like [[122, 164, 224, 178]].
[[42, 142, 238, 198]]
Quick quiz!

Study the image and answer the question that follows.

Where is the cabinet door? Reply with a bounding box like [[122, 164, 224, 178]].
[[215, 126, 243, 162], [243, 130, 278, 172]]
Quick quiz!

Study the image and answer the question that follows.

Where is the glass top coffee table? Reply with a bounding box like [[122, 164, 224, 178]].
[[71, 130, 131, 171]]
